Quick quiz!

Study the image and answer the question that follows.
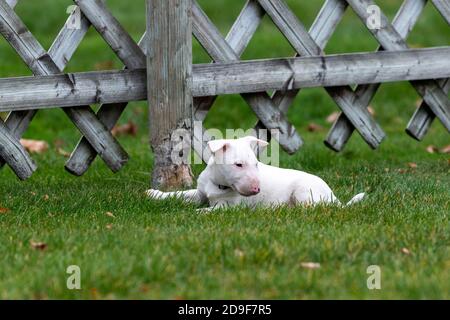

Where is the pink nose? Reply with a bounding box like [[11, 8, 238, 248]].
[[251, 185, 260, 194]]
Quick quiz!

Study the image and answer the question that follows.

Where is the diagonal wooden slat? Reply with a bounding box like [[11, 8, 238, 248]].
[[0, 0, 128, 175], [0, 0, 90, 170], [406, 1, 450, 140], [193, 0, 266, 162], [65, 0, 147, 175], [431, 0, 450, 25], [256, 0, 348, 146], [326, 0, 428, 150], [192, 0, 302, 155], [407, 78, 450, 140], [258, 0, 385, 149], [346, 0, 450, 136], [0, 0, 37, 179], [0, 118, 36, 180]]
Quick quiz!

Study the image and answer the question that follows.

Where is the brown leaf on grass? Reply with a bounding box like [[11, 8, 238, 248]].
[[57, 147, 71, 158], [94, 60, 114, 70], [106, 224, 113, 230], [43, 194, 49, 201], [300, 262, 321, 269], [105, 211, 115, 218], [30, 241, 47, 251], [426, 145, 438, 154], [234, 249, 245, 259], [440, 145, 450, 154], [307, 123, 323, 132], [401, 248, 411, 255], [326, 111, 340, 124], [407, 162, 418, 169], [0, 207, 10, 214], [111, 121, 138, 137], [20, 139, 49, 154]]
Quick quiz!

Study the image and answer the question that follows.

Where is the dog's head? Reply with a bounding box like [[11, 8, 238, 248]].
[[207, 136, 268, 196]]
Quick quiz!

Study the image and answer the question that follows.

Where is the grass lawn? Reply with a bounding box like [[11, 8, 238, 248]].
[[0, 0, 449, 299]]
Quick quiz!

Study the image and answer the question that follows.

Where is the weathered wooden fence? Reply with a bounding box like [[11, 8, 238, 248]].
[[0, 0, 449, 188]]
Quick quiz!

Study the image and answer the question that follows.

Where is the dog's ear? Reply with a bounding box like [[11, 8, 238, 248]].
[[208, 139, 229, 154], [245, 136, 269, 149]]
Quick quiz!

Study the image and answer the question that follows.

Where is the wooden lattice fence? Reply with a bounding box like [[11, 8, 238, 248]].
[[0, 0, 448, 188]]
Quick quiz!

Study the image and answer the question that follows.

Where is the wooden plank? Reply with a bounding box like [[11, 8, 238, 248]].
[[66, 34, 147, 176], [0, 1, 128, 174], [258, 0, 385, 149], [75, 0, 145, 69], [0, 121, 36, 180], [406, 78, 450, 140], [48, 11, 91, 71], [405, 0, 450, 139], [192, 47, 450, 95], [326, 0, 427, 151], [66, 0, 147, 175], [0, 69, 147, 110], [432, 0, 450, 25], [193, 0, 266, 162], [262, 0, 347, 138], [347, 0, 450, 134], [192, 1, 302, 154], [147, 0, 194, 189], [5, 0, 18, 9], [194, 0, 265, 123], [0, 3, 91, 170], [0, 47, 448, 109]]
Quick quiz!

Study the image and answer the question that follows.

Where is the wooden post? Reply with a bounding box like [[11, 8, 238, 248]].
[[147, 0, 194, 189]]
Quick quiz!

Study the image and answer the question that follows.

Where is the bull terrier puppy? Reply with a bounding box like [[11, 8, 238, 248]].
[[146, 136, 365, 210]]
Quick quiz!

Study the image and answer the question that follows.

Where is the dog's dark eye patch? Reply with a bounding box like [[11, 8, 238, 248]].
[[235, 163, 243, 167]]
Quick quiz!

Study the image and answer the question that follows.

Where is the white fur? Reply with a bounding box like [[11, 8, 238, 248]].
[[146, 136, 365, 210]]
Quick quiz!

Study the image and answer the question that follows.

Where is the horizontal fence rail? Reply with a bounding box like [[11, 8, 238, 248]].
[[0, 0, 448, 181], [0, 47, 449, 110]]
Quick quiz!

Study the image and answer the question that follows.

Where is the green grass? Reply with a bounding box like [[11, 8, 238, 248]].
[[0, 0, 449, 299]]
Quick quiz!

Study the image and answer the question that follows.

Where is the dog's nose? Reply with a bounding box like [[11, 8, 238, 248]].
[[251, 186, 260, 194]]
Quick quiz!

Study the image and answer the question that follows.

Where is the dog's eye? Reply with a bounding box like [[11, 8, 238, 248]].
[[235, 163, 243, 168]]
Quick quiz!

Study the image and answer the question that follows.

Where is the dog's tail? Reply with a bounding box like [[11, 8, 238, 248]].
[[346, 193, 366, 206]]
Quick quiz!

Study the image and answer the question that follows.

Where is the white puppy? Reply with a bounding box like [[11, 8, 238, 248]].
[[146, 136, 365, 210]]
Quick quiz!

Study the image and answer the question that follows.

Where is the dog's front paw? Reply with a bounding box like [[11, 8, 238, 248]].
[[145, 189, 164, 199]]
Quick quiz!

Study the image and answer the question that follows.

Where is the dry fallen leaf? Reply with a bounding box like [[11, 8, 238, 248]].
[[106, 224, 113, 230], [401, 248, 411, 255], [20, 139, 49, 154], [326, 111, 340, 124], [234, 249, 245, 259], [30, 241, 47, 251], [94, 60, 114, 70], [426, 145, 438, 154], [307, 123, 323, 132], [440, 145, 450, 154], [0, 207, 10, 214], [105, 211, 115, 218], [57, 147, 71, 158], [111, 121, 138, 137], [407, 162, 418, 169], [300, 262, 321, 269], [43, 194, 49, 201]]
